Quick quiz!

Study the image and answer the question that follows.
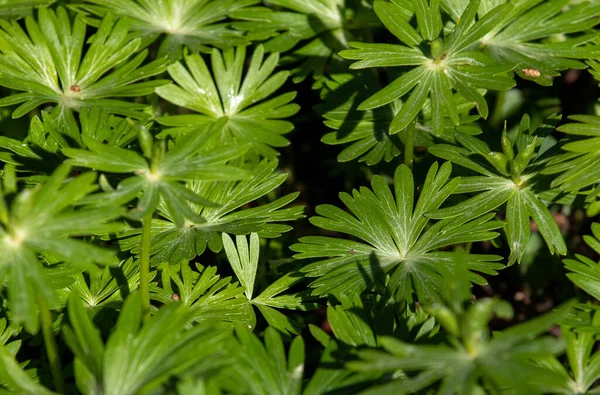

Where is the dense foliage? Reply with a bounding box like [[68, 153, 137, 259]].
[[0, 0, 599, 394]]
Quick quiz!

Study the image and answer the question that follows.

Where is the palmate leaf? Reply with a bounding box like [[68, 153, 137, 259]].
[[150, 262, 255, 328], [0, 164, 125, 333], [64, 120, 252, 226], [350, 299, 575, 394], [75, 108, 144, 149], [475, 0, 600, 84], [223, 233, 320, 335], [316, 69, 482, 165], [29, 107, 143, 151], [113, 159, 303, 265], [141, 231, 316, 336], [339, 0, 515, 135], [429, 114, 568, 265], [156, 45, 299, 158], [58, 258, 147, 313], [75, 0, 260, 59], [291, 162, 504, 303], [0, 109, 146, 177], [528, 308, 600, 395], [232, 0, 380, 83], [0, 7, 169, 120], [62, 292, 231, 395]]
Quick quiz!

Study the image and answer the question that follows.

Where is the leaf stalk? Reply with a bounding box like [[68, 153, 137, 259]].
[[39, 297, 65, 394], [404, 120, 416, 169], [140, 213, 152, 322]]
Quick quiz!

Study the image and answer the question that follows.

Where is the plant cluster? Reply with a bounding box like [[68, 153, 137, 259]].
[[0, 0, 600, 394]]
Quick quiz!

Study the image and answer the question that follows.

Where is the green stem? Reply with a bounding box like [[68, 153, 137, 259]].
[[404, 120, 416, 169], [464, 242, 472, 254], [490, 90, 506, 128], [140, 213, 152, 322], [39, 298, 64, 394]]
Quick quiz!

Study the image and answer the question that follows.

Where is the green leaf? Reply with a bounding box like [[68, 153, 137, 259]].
[[327, 296, 377, 348], [528, 309, 600, 394], [9, 109, 142, 167], [151, 262, 254, 328], [521, 188, 566, 256], [254, 304, 301, 337], [223, 233, 259, 299], [67, 126, 251, 226], [292, 162, 503, 302], [76, 0, 260, 59], [252, 272, 319, 336], [64, 139, 147, 173], [0, 0, 54, 19], [564, 224, 600, 301], [232, 0, 379, 83], [113, 160, 303, 265], [340, 42, 426, 69], [0, 8, 169, 119], [411, 0, 443, 42], [64, 292, 231, 395], [430, 114, 567, 262], [446, 2, 513, 56], [373, 0, 420, 46], [390, 73, 432, 134], [157, 46, 299, 158], [544, 114, 600, 191], [221, 326, 305, 395], [315, 69, 468, 165], [304, 335, 381, 395], [341, 1, 517, 133], [483, 0, 600, 81], [0, 344, 56, 395], [319, 78, 481, 167], [350, 299, 574, 394], [221, 232, 319, 335], [64, 258, 144, 312], [0, 165, 124, 332], [62, 294, 104, 392], [505, 189, 530, 265], [2, 247, 49, 334]]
